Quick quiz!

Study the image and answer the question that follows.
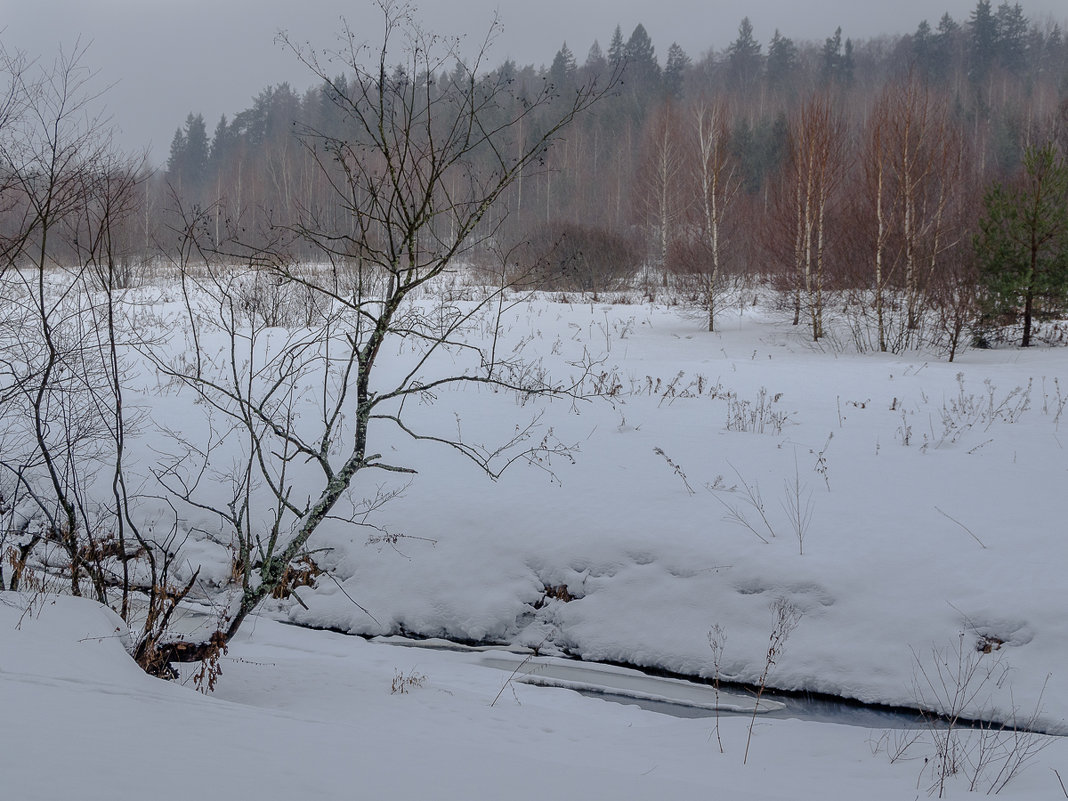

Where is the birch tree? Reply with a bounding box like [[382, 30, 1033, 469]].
[[866, 76, 962, 350], [637, 101, 686, 280], [692, 98, 739, 331], [784, 94, 846, 341]]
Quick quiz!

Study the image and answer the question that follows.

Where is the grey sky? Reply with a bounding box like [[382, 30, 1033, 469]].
[[3, 0, 1065, 165]]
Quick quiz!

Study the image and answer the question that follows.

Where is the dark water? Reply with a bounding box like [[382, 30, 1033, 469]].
[[378, 636, 1057, 735], [579, 687, 928, 729]]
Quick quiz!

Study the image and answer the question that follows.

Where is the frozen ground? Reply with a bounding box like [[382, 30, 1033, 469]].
[[3, 292, 1068, 797]]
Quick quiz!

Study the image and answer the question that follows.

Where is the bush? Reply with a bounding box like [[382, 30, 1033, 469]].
[[512, 222, 641, 293]]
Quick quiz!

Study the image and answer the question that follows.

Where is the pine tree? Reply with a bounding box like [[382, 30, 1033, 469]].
[[819, 27, 854, 85], [1037, 24, 1066, 84], [976, 142, 1068, 346]]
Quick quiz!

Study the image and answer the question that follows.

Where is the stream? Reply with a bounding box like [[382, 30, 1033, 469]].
[[376, 636, 938, 730], [166, 606, 1041, 733]]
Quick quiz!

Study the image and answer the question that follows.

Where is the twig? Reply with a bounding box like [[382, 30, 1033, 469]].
[[708, 624, 727, 754], [744, 599, 801, 765], [782, 450, 813, 555], [653, 447, 695, 495], [710, 492, 769, 544], [934, 506, 987, 549], [491, 631, 554, 707], [324, 570, 381, 626], [1054, 768, 1068, 798]]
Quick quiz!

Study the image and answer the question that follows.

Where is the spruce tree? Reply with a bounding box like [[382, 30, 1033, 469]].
[[166, 127, 187, 187], [549, 43, 578, 92], [970, 1, 998, 83], [913, 20, 934, 75], [663, 43, 690, 99], [727, 17, 763, 89], [607, 25, 625, 67], [842, 37, 855, 84], [994, 2, 1028, 75], [624, 23, 661, 88], [209, 115, 232, 171], [821, 27, 844, 84], [165, 114, 209, 197], [766, 30, 797, 88], [182, 113, 210, 193], [933, 13, 960, 80], [585, 41, 607, 77]]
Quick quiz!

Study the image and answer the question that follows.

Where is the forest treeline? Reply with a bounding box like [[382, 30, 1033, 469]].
[[7, 0, 1068, 354]]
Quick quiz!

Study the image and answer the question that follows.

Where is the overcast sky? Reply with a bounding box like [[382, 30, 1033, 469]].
[[3, 0, 1066, 165]]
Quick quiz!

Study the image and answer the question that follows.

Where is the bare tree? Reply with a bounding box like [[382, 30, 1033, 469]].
[[691, 97, 740, 331], [0, 42, 199, 676], [0, 44, 33, 272], [0, 41, 120, 600], [142, 1, 611, 670], [637, 100, 687, 281], [865, 93, 893, 352], [783, 94, 847, 340], [865, 75, 961, 351]]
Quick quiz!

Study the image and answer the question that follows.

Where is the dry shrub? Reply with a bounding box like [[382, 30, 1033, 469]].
[[390, 668, 426, 694], [511, 223, 641, 294]]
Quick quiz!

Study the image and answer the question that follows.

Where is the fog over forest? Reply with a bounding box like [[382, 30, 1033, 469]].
[[5, 0, 1068, 161]]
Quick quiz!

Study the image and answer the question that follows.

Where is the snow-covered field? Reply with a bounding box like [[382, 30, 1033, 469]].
[[4, 287, 1068, 798], [0, 593, 926, 800]]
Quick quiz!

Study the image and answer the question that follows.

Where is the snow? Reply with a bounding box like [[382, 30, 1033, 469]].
[[476, 650, 785, 711], [2, 592, 1065, 799], [3, 289, 1068, 798], [284, 298, 1068, 731]]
